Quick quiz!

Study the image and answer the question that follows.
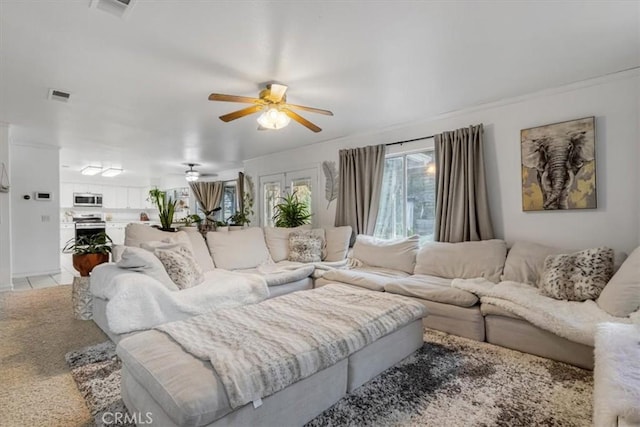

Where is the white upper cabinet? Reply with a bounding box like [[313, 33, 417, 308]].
[[60, 183, 74, 207], [127, 187, 142, 209]]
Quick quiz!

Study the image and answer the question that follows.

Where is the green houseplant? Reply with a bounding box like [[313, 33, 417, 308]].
[[272, 191, 312, 227], [63, 232, 112, 277], [148, 188, 177, 231], [227, 191, 254, 227]]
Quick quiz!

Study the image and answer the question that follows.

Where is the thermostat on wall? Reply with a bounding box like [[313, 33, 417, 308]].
[[34, 192, 53, 201]]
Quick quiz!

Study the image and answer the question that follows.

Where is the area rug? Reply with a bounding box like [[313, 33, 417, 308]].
[[66, 330, 593, 426]]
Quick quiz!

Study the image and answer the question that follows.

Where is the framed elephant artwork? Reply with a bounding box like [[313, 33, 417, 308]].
[[521, 116, 596, 211]]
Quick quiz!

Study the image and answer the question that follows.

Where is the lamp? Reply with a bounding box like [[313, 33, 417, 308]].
[[101, 168, 123, 177], [81, 165, 102, 176], [257, 106, 291, 130], [185, 164, 200, 182]]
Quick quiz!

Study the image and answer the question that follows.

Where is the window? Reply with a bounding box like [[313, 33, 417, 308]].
[[259, 168, 317, 227], [221, 181, 237, 222], [374, 150, 436, 243]]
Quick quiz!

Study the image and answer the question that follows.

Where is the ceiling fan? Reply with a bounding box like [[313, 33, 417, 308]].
[[184, 163, 217, 182], [208, 83, 333, 132]]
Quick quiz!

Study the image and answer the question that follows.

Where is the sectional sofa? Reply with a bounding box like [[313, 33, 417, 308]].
[[90, 223, 353, 342], [316, 235, 639, 369], [91, 223, 639, 370]]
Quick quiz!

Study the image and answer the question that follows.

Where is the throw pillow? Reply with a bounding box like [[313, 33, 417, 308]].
[[539, 247, 614, 301], [116, 246, 178, 291], [288, 231, 323, 263], [154, 246, 204, 290]]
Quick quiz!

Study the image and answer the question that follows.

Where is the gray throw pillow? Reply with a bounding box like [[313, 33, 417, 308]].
[[540, 247, 614, 301], [288, 231, 323, 263]]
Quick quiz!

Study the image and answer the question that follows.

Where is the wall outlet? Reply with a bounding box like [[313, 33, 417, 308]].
[[41, 215, 50, 222]]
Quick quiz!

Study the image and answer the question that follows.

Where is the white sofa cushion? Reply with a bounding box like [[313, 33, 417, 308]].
[[324, 226, 352, 261], [124, 223, 193, 250], [116, 246, 178, 291], [385, 274, 479, 307], [263, 225, 312, 262], [352, 234, 419, 274], [206, 227, 272, 270], [321, 267, 410, 292], [415, 239, 507, 283], [180, 228, 216, 272], [502, 241, 571, 285], [597, 246, 640, 317]]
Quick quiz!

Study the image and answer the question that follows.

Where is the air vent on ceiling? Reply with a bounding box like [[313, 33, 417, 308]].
[[48, 89, 71, 103], [90, 0, 136, 19]]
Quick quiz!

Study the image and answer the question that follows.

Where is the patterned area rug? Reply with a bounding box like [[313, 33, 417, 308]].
[[66, 330, 593, 426]]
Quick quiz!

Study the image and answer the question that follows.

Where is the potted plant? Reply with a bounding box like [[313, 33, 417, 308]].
[[227, 192, 254, 228], [148, 188, 177, 231], [63, 232, 112, 277], [272, 191, 312, 227], [181, 214, 203, 227]]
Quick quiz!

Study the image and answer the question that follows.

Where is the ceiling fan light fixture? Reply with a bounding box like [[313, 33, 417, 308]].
[[257, 106, 290, 130], [185, 163, 200, 182]]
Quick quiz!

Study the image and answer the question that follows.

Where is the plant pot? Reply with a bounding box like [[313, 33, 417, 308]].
[[72, 253, 110, 277]]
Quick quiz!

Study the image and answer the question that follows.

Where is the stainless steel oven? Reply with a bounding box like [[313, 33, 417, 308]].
[[74, 193, 103, 207], [73, 214, 106, 241]]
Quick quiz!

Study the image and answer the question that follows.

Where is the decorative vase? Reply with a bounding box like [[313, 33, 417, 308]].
[[72, 253, 110, 277]]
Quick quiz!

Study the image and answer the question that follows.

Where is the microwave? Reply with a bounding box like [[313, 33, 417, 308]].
[[73, 193, 103, 207]]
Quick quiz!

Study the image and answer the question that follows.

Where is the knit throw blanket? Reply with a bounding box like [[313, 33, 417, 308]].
[[156, 284, 427, 409]]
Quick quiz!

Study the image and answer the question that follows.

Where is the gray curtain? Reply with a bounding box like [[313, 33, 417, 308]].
[[189, 181, 224, 216], [237, 172, 245, 213], [434, 123, 494, 242], [334, 144, 386, 238]]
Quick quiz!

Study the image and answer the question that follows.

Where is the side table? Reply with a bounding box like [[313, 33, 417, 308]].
[[72, 276, 92, 320]]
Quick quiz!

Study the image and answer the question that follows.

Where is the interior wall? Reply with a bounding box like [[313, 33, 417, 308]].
[[0, 124, 11, 289], [11, 143, 61, 277], [244, 70, 639, 254]]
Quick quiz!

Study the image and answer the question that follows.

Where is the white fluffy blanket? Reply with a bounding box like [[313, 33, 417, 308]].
[[91, 265, 269, 334], [593, 323, 640, 426], [452, 278, 640, 346]]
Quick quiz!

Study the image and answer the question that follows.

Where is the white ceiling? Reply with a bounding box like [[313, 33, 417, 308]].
[[1, 0, 638, 180]]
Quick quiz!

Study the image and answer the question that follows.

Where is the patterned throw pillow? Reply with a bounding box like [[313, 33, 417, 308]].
[[540, 247, 614, 301], [288, 231, 323, 263], [154, 246, 204, 290]]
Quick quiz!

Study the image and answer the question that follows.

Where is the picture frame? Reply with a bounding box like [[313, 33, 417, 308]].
[[521, 116, 596, 211]]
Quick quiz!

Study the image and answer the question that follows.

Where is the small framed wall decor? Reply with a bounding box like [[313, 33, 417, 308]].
[[521, 116, 596, 211]]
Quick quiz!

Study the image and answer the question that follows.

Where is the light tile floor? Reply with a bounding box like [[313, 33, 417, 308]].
[[9, 254, 79, 291]]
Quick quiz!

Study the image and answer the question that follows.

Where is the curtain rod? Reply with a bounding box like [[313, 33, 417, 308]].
[[385, 135, 435, 147]]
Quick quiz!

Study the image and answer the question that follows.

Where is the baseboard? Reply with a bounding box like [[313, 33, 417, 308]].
[[12, 268, 61, 278]]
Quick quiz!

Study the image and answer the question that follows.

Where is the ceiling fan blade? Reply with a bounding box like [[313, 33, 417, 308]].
[[219, 105, 264, 122], [268, 84, 288, 102], [284, 109, 322, 133], [208, 93, 264, 104], [285, 103, 333, 116]]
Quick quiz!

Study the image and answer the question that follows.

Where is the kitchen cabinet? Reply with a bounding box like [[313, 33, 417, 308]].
[[60, 183, 74, 207], [60, 223, 75, 249], [106, 223, 126, 245], [101, 185, 116, 208], [114, 187, 128, 208], [127, 187, 142, 210]]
